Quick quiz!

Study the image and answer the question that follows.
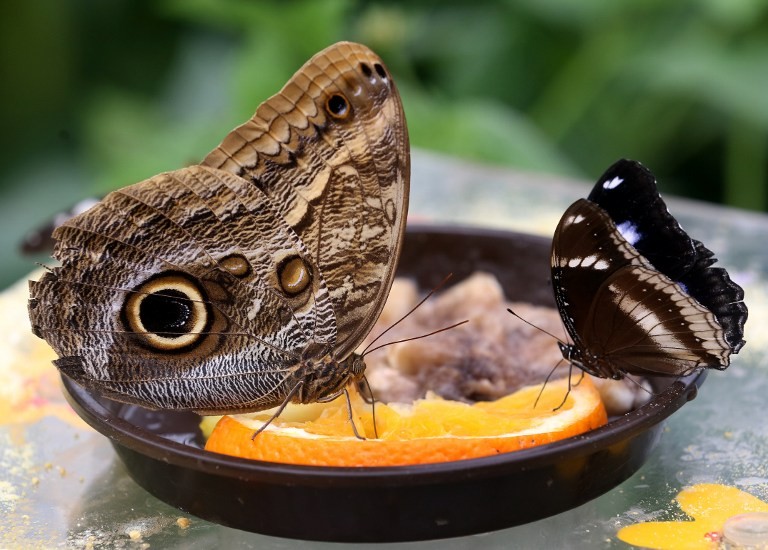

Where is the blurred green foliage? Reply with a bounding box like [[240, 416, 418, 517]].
[[0, 0, 767, 288]]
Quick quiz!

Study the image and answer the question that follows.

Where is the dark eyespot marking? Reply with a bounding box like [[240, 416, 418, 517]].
[[326, 94, 350, 119], [360, 62, 373, 78], [139, 290, 192, 335], [278, 256, 311, 296], [374, 63, 387, 79], [123, 273, 210, 352]]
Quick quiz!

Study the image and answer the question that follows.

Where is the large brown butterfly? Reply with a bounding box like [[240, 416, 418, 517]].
[[28, 42, 410, 414]]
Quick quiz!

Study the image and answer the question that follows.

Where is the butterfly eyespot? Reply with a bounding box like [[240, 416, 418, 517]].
[[278, 256, 311, 296], [326, 94, 350, 119], [374, 63, 387, 79], [359, 62, 373, 78], [220, 254, 251, 278], [123, 274, 209, 352]]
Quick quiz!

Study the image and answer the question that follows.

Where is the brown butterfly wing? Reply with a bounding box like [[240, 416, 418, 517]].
[[582, 264, 732, 376], [552, 199, 732, 378], [29, 166, 339, 412], [28, 42, 409, 413], [551, 199, 649, 353], [203, 41, 410, 357]]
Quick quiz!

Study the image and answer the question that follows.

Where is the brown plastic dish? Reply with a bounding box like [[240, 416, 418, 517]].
[[60, 224, 705, 542]]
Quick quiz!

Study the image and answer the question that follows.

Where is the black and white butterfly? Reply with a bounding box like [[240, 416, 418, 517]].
[[551, 159, 747, 379]]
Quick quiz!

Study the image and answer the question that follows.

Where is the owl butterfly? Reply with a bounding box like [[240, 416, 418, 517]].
[[551, 159, 747, 380], [28, 42, 410, 415]]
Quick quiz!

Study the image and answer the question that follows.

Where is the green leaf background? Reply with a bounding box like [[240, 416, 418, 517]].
[[1, 0, 766, 288]]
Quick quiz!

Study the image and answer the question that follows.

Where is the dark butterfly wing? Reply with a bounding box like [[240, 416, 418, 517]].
[[587, 159, 696, 278], [674, 241, 747, 353], [551, 199, 649, 352], [552, 199, 736, 378], [587, 159, 747, 353]]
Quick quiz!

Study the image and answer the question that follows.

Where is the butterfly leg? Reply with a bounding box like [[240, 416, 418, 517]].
[[316, 386, 367, 440], [571, 369, 586, 387], [533, 358, 566, 409], [552, 362, 575, 412], [355, 375, 379, 438], [250, 381, 305, 441], [342, 387, 366, 441]]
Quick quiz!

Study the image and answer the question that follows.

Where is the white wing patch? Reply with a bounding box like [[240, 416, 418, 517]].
[[561, 254, 612, 270], [602, 176, 623, 190], [566, 213, 587, 225], [616, 220, 642, 245], [581, 255, 611, 270]]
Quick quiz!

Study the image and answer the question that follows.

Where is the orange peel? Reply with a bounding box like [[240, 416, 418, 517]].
[[204, 376, 608, 467]]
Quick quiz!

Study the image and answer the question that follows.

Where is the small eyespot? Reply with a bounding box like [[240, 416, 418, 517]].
[[123, 273, 209, 352], [326, 94, 350, 119], [220, 254, 251, 278], [374, 63, 387, 79], [278, 256, 311, 296], [359, 62, 373, 78]]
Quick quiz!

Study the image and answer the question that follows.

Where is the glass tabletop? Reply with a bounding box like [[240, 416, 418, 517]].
[[2, 150, 766, 548]]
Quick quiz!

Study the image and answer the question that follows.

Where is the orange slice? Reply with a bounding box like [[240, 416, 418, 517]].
[[204, 376, 608, 467]]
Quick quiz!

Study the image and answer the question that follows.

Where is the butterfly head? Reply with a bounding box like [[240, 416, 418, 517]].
[[292, 351, 367, 405], [557, 341, 624, 380]]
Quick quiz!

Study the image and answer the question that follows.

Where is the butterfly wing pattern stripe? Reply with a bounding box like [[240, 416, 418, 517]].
[[552, 159, 746, 380], [28, 42, 409, 414]]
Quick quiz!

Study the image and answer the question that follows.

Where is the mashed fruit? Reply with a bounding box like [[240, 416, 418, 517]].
[[362, 272, 650, 415]]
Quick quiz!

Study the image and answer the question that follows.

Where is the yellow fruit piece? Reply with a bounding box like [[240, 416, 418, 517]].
[[618, 484, 768, 550]]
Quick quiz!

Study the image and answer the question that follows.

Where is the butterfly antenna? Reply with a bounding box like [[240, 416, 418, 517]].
[[363, 320, 469, 357], [362, 274, 455, 355], [506, 307, 567, 346]]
